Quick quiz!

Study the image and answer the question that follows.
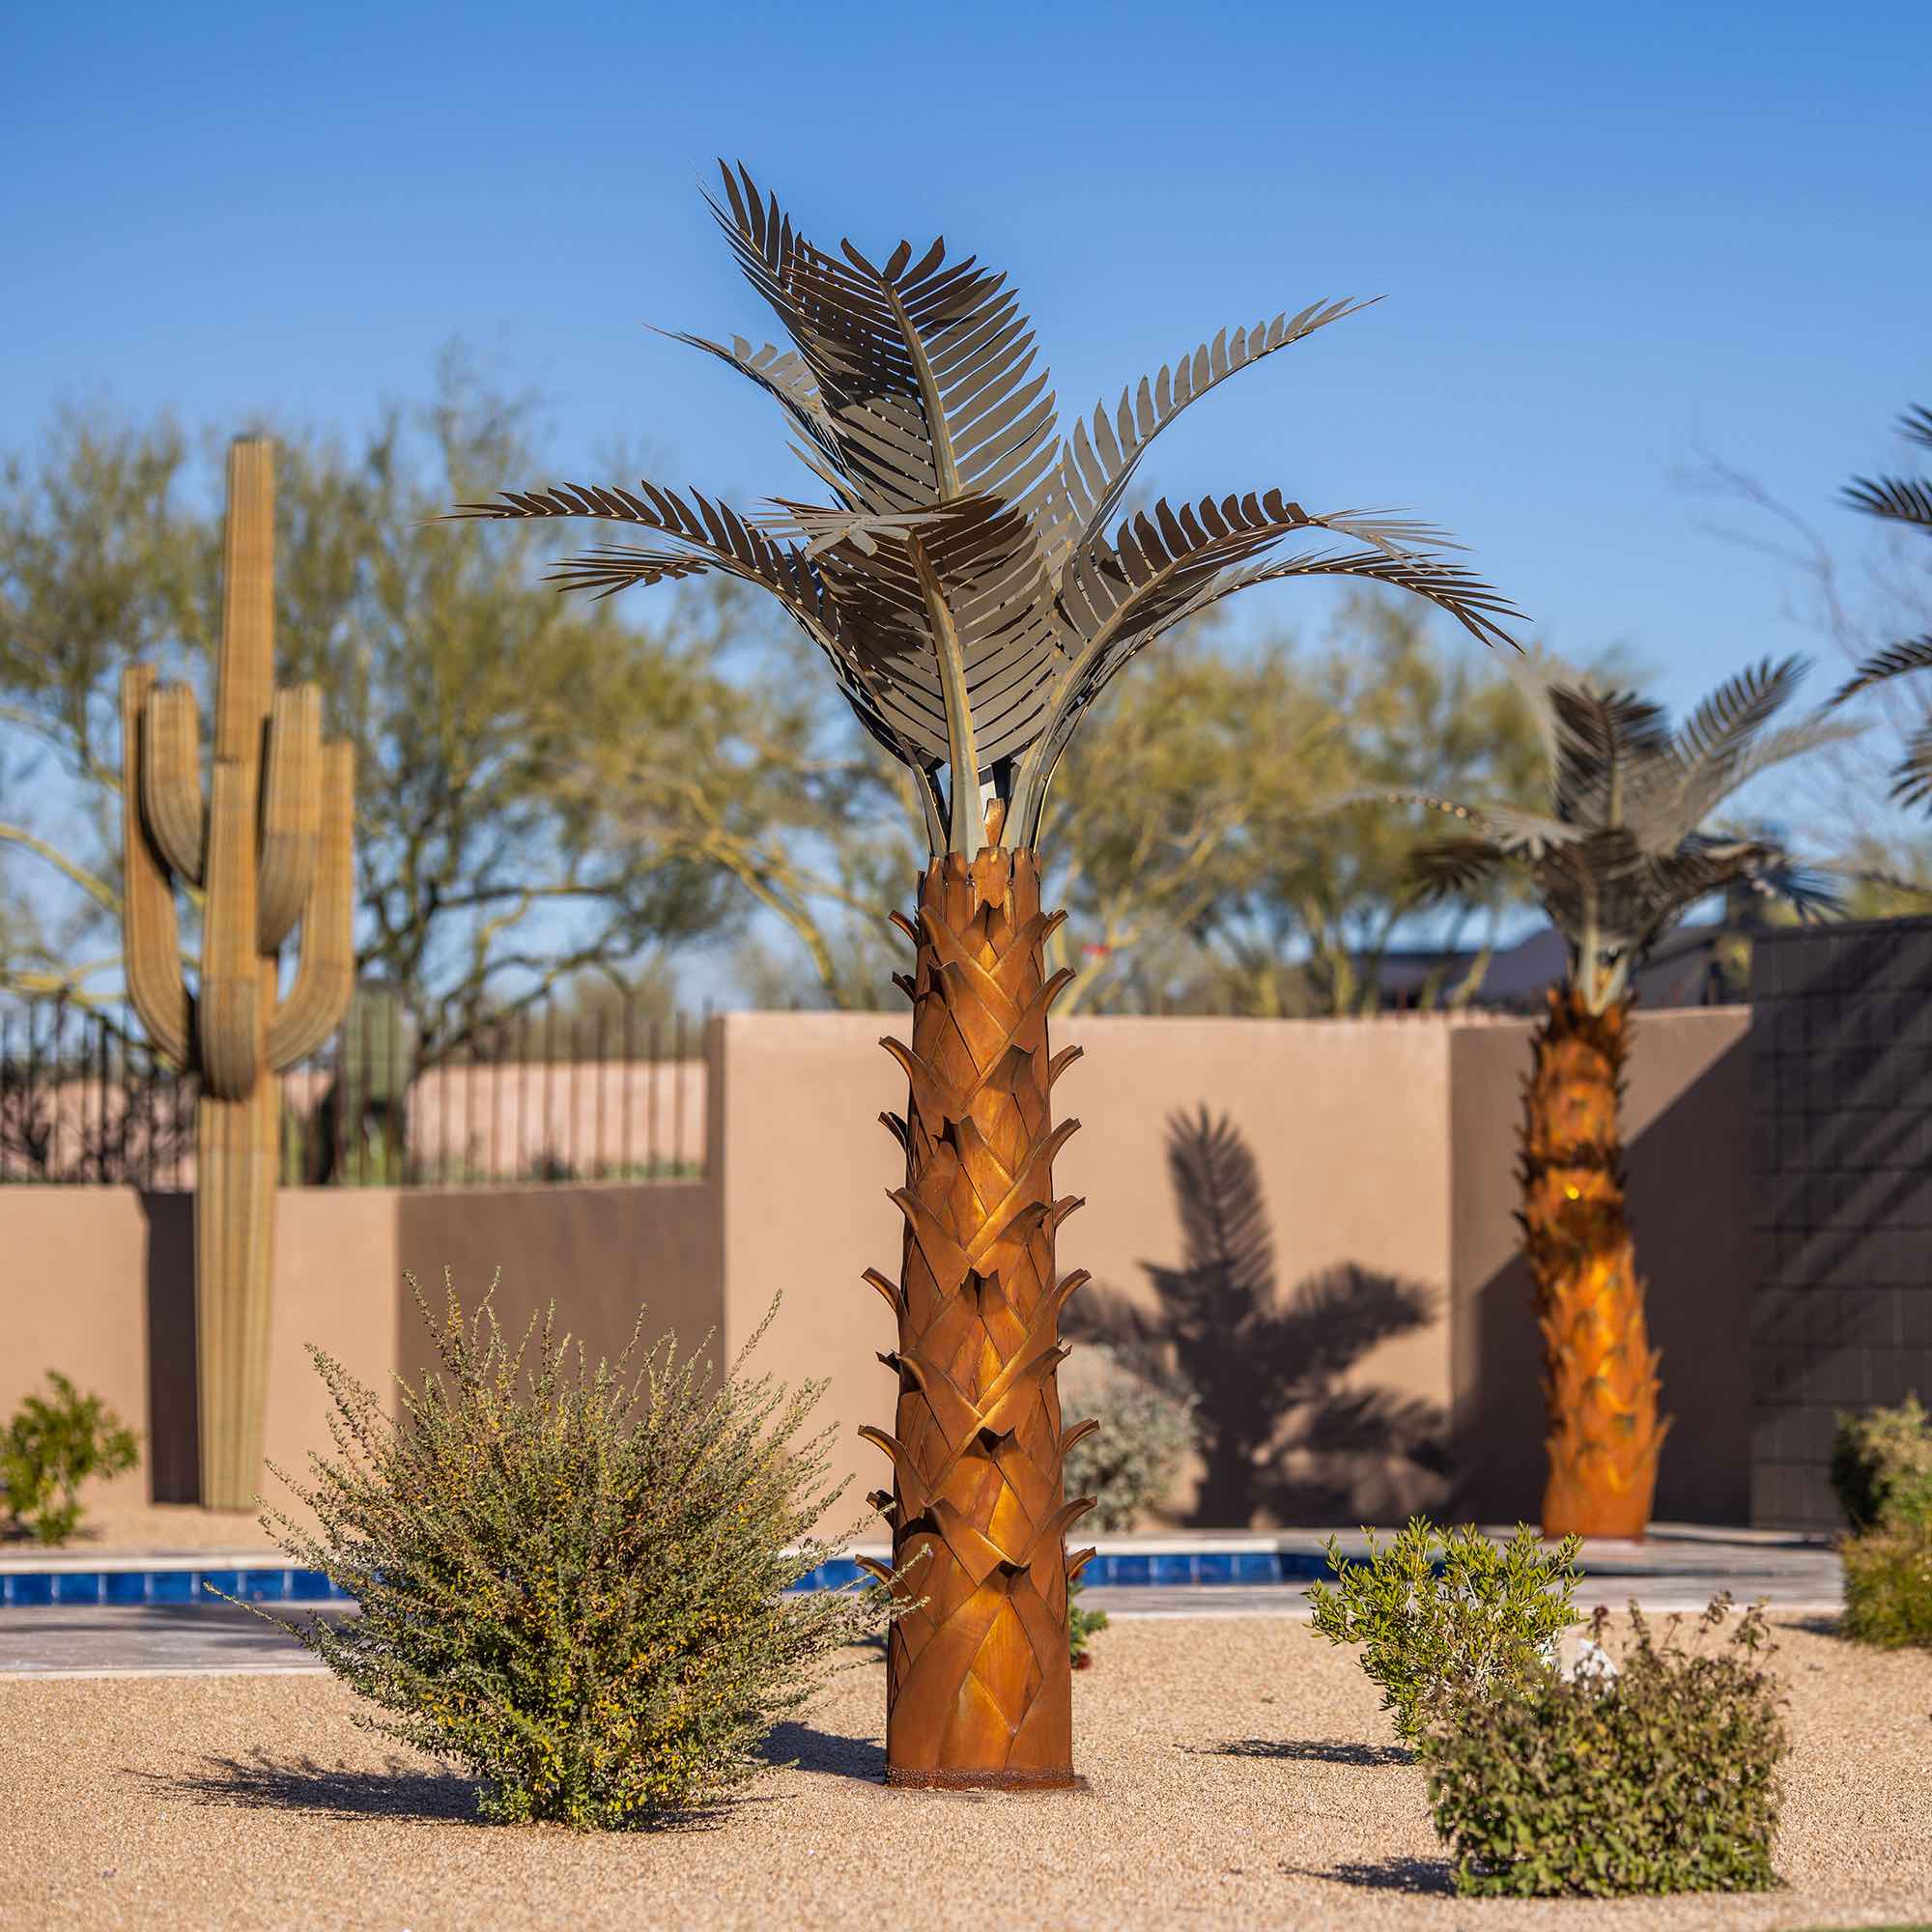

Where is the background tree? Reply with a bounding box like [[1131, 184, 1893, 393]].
[[1359, 651, 1851, 1538], [0, 364, 778, 1046], [1175, 594, 1550, 1016], [454, 160, 1518, 1786]]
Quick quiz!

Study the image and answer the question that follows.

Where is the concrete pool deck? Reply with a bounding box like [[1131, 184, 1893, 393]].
[[0, 1525, 1843, 1677]]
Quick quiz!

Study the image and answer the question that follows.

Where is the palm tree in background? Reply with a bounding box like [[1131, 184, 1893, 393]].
[[453, 161, 1519, 1788], [1352, 651, 1851, 1538]]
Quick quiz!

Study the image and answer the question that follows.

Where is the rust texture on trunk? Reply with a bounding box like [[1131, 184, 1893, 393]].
[[1519, 985, 1670, 1540], [867, 847, 1094, 1786]]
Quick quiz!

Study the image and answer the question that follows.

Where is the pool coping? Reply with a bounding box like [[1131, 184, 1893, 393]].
[[0, 1525, 1840, 1609]]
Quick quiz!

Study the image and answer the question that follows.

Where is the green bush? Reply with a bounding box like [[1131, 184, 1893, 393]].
[[1832, 1394, 1932, 1532], [1841, 1523, 1932, 1648], [0, 1371, 139, 1545], [1306, 1518, 1581, 1745], [1423, 1597, 1788, 1897], [250, 1271, 892, 1829], [1060, 1343, 1197, 1530], [1068, 1577, 1108, 1668]]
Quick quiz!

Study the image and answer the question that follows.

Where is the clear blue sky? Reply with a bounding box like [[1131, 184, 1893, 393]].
[[5, 1, 1928, 726]]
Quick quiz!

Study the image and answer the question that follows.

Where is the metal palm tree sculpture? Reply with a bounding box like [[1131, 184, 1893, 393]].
[[454, 161, 1519, 1788], [1368, 652, 1849, 1539]]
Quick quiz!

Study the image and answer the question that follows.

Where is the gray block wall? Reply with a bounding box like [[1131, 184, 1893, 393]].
[[1748, 919, 1932, 1530]]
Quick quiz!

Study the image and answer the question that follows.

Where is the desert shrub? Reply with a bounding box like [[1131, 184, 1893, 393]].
[[1306, 1518, 1581, 1745], [1840, 1523, 1932, 1648], [250, 1271, 892, 1829], [1068, 1578, 1109, 1668], [1059, 1343, 1197, 1530], [0, 1371, 139, 1545], [1423, 1597, 1787, 1897], [1832, 1394, 1932, 1532]]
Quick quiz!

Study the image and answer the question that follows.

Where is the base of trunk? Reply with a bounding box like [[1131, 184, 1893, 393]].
[[885, 1767, 1089, 1793]]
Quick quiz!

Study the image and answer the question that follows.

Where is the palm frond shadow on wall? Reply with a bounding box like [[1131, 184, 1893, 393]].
[[1068, 1107, 1448, 1527]]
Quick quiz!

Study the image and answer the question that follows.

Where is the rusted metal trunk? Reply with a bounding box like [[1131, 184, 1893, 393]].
[[868, 848, 1094, 1787], [1519, 986, 1670, 1540]]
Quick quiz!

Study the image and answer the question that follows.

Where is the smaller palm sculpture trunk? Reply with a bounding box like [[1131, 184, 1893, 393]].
[[121, 438, 355, 1510], [871, 844, 1093, 1784], [1519, 987, 1665, 1540]]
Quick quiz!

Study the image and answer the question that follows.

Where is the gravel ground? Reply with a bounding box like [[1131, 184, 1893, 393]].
[[1, 1614, 1926, 1932]]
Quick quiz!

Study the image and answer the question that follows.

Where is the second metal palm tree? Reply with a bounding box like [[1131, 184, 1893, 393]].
[[1359, 650, 1852, 1538], [454, 161, 1519, 1787]]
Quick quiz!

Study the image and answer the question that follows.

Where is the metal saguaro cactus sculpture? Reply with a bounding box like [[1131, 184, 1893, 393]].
[[121, 437, 355, 1510], [455, 163, 1518, 1785]]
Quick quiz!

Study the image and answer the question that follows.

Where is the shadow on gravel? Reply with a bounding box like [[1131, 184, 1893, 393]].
[[1286, 1857, 1455, 1894], [148, 1750, 480, 1823], [1784, 1613, 1848, 1638], [764, 1722, 887, 1781], [1196, 1738, 1414, 1767]]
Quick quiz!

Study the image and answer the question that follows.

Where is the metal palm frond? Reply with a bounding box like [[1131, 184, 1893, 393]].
[[1844, 406, 1932, 530], [1367, 655, 1855, 1011], [451, 159, 1524, 856], [1829, 405, 1932, 810]]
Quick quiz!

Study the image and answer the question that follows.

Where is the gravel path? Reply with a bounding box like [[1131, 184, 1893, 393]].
[[2, 1614, 1925, 1932]]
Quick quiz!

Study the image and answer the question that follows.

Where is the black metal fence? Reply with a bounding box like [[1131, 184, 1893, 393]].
[[0, 997, 708, 1189]]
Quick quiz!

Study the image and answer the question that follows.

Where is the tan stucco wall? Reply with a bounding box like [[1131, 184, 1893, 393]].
[[3, 1005, 1760, 1533], [393, 1182, 724, 1389], [711, 1011, 1463, 1524], [3, 1189, 155, 1509]]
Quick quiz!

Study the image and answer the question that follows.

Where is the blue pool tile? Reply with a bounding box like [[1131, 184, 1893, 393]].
[[1232, 1550, 1281, 1584], [1150, 1553, 1196, 1586], [1106, 1553, 1151, 1586], [1193, 1551, 1236, 1585], [5, 1574, 53, 1607], [53, 1573, 102, 1605], [238, 1571, 290, 1603], [289, 1571, 337, 1602], [1278, 1550, 1332, 1582], [104, 1570, 151, 1605], [195, 1571, 242, 1602], [146, 1570, 193, 1604]]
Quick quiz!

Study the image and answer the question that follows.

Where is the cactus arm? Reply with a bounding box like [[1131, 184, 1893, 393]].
[[257, 686, 321, 951], [198, 757, 265, 1099], [142, 684, 207, 884], [119, 666, 194, 1067], [268, 740, 355, 1069]]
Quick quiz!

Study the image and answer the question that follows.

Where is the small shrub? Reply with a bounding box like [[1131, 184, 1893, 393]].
[[1306, 1518, 1581, 1745], [1423, 1597, 1788, 1897], [1068, 1578, 1108, 1668], [1840, 1523, 1932, 1648], [1832, 1394, 1932, 1532], [249, 1271, 893, 1829], [0, 1371, 139, 1545], [1060, 1343, 1197, 1530]]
